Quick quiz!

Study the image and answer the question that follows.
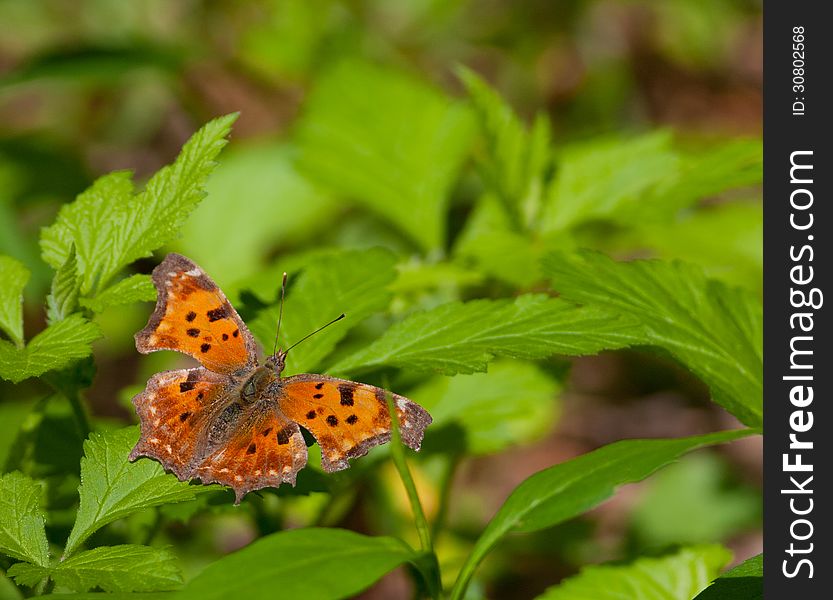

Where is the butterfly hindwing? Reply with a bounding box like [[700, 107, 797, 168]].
[[135, 253, 257, 375], [279, 374, 432, 472], [194, 408, 308, 503], [130, 367, 230, 479]]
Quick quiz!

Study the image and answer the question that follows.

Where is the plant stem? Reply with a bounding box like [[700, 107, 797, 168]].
[[66, 388, 91, 439], [384, 392, 432, 555]]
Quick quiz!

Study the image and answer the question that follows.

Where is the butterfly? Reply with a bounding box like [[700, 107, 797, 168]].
[[129, 253, 432, 503]]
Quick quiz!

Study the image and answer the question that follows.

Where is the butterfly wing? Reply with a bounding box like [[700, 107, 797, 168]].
[[136, 253, 258, 375], [279, 374, 431, 472], [129, 367, 231, 479], [194, 408, 308, 503]]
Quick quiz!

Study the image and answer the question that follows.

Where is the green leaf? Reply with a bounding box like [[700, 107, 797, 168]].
[[248, 247, 398, 375], [542, 251, 763, 428], [540, 135, 761, 233], [536, 545, 731, 600], [331, 294, 639, 377], [40, 114, 237, 296], [459, 67, 550, 229], [178, 528, 415, 600], [623, 202, 762, 292], [0, 255, 29, 347], [64, 427, 196, 558], [694, 553, 762, 600], [413, 360, 560, 454], [454, 195, 546, 287], [297, 60, 474, 251], [541, 132, 678, 232], [449, 429, 753, 600], [0, 315, 101, 383], [46, 245, 80, 323], [0, 401, 33, 472], [0, 472, 49, 566], [0, 570, 23, 600], [10, 545, 183, 593], [633, 138, 762, 224], [79, 274, 156, 313], [176, 142, 336, 284]]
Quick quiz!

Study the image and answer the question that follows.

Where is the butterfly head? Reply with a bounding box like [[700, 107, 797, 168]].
[[265, 350, 287, 376]]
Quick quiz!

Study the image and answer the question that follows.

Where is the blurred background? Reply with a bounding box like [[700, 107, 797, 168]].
[[0, 1, 762, 598]]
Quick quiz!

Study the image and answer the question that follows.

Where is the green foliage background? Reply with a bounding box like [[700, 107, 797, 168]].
[[0, 1, 762, 599]]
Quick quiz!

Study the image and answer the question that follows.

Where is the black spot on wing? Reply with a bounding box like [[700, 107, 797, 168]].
[[179, 381, 196, 393], [306, 410, 316, 419], [326, 415, 338, 427], [315, 382, 325, 390], [338, 384, 355, 406], [186, 328, 200, 337], [276, 428, 291, 445], [262, 427, 273, 437], [185, 311, 197, 322], [314, 393, 324, 399], [346, 414, 358, 425], [179, 411, 191, 422], [247, 443, 257, 454], [222, 333, 228, 341], [232, 329, 239, 338], [207, 306, 228, 322], [200, 343, 211, 353]]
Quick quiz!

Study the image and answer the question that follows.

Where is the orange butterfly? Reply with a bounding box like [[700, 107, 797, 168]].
[[129, 253, 431, 503]]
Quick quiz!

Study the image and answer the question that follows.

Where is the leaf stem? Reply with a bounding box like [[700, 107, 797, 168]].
[[66, 388, 91, 439], [383, 390, 440, 598]]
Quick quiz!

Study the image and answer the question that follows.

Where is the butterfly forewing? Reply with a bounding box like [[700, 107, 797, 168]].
[[279, 374, 432, 472], [135, 253, 257, 375]]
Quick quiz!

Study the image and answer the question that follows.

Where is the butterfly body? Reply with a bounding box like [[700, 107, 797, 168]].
[[129, 253, 431, 503]]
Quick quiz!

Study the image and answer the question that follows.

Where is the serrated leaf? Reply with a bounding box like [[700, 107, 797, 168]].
[[46, 245, 80, 323], [40, 114, 237, 296], [178, 528, 415, 600], [331, 294, 639, 377], [79, 274, 156, 313], [694, 553, 762, 600], [297, 60, 474, 251], [5, 563, 47, 588], [542, 251, 763, 427], [0, 315, 101, 383], [413, 360, 560, 454], [449, 429, 753, 600], [248, 247, 398, 375], [0, 255, 29, 347], [459, 67, 551, 229], [536, 545, 731, 600], [64, 427, 196, 558], [10, 545, 182, 593], [0, 472, 49, 566]]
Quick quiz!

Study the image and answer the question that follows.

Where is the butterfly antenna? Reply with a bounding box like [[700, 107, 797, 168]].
[[272, 272, 288, 357], [284, 313, 346, 355]]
